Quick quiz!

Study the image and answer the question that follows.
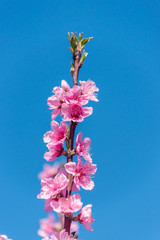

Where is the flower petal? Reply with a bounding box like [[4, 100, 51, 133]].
[[65, 162, 76, 175]]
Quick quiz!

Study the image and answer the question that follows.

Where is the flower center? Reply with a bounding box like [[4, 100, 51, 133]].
[[71, 105, 82, 118]]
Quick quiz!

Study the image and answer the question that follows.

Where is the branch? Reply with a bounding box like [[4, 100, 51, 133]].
[[64, 49, 81, 234]]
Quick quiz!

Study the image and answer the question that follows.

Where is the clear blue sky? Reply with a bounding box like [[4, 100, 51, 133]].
[[0, 0, 160, 239]]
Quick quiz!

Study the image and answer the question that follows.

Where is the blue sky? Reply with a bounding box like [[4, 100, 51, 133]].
[[0, 0, 160, 239]]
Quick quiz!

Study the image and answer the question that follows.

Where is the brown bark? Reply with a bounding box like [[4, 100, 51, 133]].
[[64, 49, 81, 234]]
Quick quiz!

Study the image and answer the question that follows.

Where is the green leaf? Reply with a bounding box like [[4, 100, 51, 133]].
[[68, 32, 71, 43], [68, 32, 93, 53], [66, 139, 71, 149], [66, 124, 70, 138], [81, 37, 93, 49], [69, 33, 78, 51], [79, 32, 83, 41], [80, 50, 88, 66]]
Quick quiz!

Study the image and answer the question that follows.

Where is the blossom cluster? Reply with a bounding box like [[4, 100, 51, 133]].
[[38, 79, 99, 239], [42, 229, 78, 240], [38, 213, 79, 239]]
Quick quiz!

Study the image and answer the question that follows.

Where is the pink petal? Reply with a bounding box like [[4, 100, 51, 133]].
[[60, 121, 67, 132], [51, 108, 60, 120], [44, 151, 57, 162], [43, 131, 53, 143], [65, 162, 76, 175], [47, 96, 59, 108], [69, 193, 83, 212], [74, 176, 80, 190], [83, 162, 97, 175], [76, 132, 82, 146], [51, 120, 59, 131], [53, 173, 69, 191], [61, 103, 69, 115], [82, 137, 91, 148], [61, 80, 70, 91], [82, 107, 93, 117], [50, 200, 61, 213], [79, 175, 94, 190], [83, 222, 93, 231], [44, 199, 53, 213], [59, 230, 69, 240], [83, 152, 92, 162], [58, 197, 70, 213]]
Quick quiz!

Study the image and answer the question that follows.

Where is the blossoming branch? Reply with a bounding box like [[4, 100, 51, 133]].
[[37, 32, 99, 240]]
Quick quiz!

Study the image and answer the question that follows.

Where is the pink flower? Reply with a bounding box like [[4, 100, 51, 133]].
[[43, 230, 79, 240], [38, 214, 56, 237], [43, 121, 67, 145], [65, 156, 97, 190], [0, 236, 12, 240], [38, 163, 60, 179], [48, 88, 65, 120], [59, 230, 78, 240], [79, 204, 94, 231], [44, 143, 64, 162], [37, 173, 69, 211], [75, 132, 92, 162], [80, 79, 99, 102], [65, 85, 88, 105], [39, 166, 79, 213], [62, 101, 93, 122], [38, 214, 79, 238], [57, 167, 79, 193], [51, 194, 83, 214], [47, 81, 70, 120]]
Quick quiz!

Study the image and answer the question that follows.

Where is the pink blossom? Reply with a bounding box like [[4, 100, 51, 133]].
[[51, 194, 83, 214], [44, 143, 64, 162], [79, 204, 94, 231], [62, 101, 93, 122], [37, 173, 69, 201], [0, 236, 12, 240], [38, 214, 56, 237], [65, 156, 97, 190], [57, 167, 79, 193], [59, 230, 78, 240], [42, 165, 79, 213], [42, 230, 78, 240], [44, 197, 59, 213], [75, 132, 92, 162], [47, 81, 70, 120], [48, 88, 65, 120], [38, 163, 60, 179], [65, 85, 88, 105], [38, 214, 79, 238], [43, 121, 67, 145], [80, 79, 99, 102]]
